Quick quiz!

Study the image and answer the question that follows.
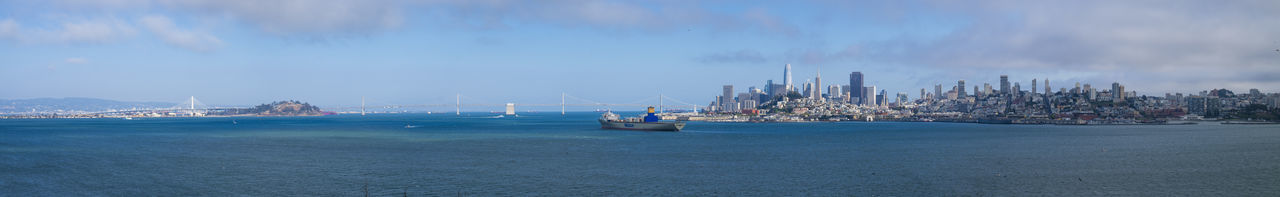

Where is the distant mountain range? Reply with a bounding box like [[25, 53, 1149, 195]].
[[0, 97, 177, 114]]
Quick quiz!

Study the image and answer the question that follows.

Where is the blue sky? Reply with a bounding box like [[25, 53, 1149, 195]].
[[2, 0, 1279, 110]]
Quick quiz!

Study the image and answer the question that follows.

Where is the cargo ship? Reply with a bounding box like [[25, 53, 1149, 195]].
[[599, 107, 686, 131]]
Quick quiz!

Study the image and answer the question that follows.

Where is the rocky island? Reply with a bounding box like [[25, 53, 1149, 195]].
[[213, 100, 327, 116]]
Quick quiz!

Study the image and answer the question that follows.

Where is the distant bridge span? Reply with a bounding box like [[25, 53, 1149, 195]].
[[81, 93, 705, 115]]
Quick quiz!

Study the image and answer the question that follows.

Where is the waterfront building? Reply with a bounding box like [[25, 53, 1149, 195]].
[[957, 80, 967, 99]]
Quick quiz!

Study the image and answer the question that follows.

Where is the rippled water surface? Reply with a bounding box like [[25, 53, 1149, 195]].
[[2, 113, 1278, 196]]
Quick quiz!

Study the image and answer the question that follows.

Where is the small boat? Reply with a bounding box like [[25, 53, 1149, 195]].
[[492, 115, 504, 118], [404, 124, 419, 128], [598, 107, 685, 132], [123, 117, 133, 120], [232, 120, 238, 124]]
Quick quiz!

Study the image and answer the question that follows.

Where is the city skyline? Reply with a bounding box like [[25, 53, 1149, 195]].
[[2, 1, 1279, 107]]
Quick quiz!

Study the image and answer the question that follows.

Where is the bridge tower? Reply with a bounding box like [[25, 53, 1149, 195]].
[[360, 96, 366, 116]]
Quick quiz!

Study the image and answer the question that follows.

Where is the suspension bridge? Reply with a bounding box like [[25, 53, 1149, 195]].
[[87, 93, 704, 116]]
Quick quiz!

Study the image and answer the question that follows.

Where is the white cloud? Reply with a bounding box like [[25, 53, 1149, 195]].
[[139, 15, 223, 52], [0, 17, 137, 44], [65, 57, 87, 64]]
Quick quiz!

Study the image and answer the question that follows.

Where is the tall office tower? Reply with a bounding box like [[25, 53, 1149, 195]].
[[849, 72, 864, 103], [1013, 82, 1021, 98], [814, 68, 822, 100], [1083, 84, 1093, 100], [802, 81, 814, 98], [864, 86, 877, 106], [1111, 82, 1121, 101], [1032, 79, 1038, 94], [1044, 79, 1051, 95], [765, 80, 773, 96], [957, 80, 967, 99], [841, 85, 852, 98], [737, 92, 752, 109], [1074, 82, 1081, 94], [1000, 75, 1010, 95], [920, 88, 927, 100], [974, 86, 981, 98], [828, 85, 841, 99], [722, 85, 734, 111], [878, 89, 888, 106], [983, 83, 993, 96], [897, 93, 909, 105], [934, 84, 943, 100], [783, 64, 793, 92]]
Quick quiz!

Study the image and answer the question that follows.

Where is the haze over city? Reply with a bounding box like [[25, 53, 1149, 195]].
[[2, 0, 1279, 108]]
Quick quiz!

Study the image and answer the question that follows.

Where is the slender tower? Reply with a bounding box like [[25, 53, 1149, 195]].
[[360, 96, 365, 116], [455, 93, 460, 116], [561, 92, 565, 115], [783, 64, 793, 92], [659, 93, 664, 113], [190, 96, 195, 116], [813, 67, 822, 100]]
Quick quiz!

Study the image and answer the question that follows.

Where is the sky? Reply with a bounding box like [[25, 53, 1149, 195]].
[[2, 0, 1279, 110]]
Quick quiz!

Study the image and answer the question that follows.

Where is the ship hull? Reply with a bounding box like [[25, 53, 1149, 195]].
[[599, 120, 685, 131]]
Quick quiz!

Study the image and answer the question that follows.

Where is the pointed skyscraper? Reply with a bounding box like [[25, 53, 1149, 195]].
[[783, 64, 793, 92]]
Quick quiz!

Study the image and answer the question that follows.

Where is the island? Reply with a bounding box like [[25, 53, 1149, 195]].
[[212, 100, 327, 116]]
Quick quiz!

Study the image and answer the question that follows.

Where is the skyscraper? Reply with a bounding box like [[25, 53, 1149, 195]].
[[1013, 82, 1021, 98], [1044, 79, 1051, 95], [802, 81, 813, 98], [957, 80, 967, 99], [783, 64, 793, 92], [864, 86, 877, 106], [828, 85, 841, 99], [722, 85, 734, 112], [1112, 82, 1125, 102], [920, 88, 927, 100], [1000, 75, 1010, 95], [765, 79, 773, 96], [849, 72, 864, 103], [1032, 79, 1038, 95], [934, 84, 942, 100], [813, 68, 822, 100]]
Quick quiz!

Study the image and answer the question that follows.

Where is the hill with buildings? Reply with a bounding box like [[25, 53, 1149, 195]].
[[213, 100, 325, 116], [0, 97, 176, 114]]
